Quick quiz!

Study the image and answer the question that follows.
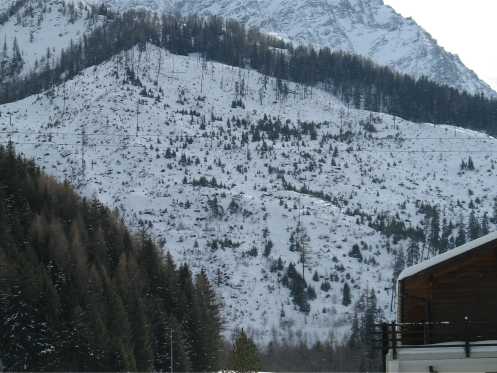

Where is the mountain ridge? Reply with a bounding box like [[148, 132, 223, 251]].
[[90, 0, 496, 97]]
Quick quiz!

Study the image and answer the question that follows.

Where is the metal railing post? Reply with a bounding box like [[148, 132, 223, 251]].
[[464, 317, 471, 358], [381, 323, 388, 372], [391, 321, 397, 360]]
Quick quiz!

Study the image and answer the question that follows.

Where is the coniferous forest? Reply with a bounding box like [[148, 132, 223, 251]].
[[1, 2, 496, 135], [0, 144, 222, 372], [0, 144, 382, 372], [3, 2, 494, 372]]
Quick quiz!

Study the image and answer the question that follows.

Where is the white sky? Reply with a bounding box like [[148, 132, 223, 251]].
[[384, 0, 497, 91]]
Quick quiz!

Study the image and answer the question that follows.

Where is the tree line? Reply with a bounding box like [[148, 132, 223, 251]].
[[1, 2, 497, 134], [0, 144, 222, 371], [0, 142, 386, 371]]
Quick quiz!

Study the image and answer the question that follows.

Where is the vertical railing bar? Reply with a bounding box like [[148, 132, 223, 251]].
[[464, 317, 471, 358], [391, 321, 397, 360]]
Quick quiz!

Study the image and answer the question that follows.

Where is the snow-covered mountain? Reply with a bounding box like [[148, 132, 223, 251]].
[[0, 0, 99, 82], [2, 39, 497, 342], [90, 0, 495, 98], [2, 0, 497, 344]]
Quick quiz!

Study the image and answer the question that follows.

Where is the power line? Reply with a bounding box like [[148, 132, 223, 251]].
[[1, 130, 496, 143], [3, 139, 497, 154], [0, 141, 148, 149]]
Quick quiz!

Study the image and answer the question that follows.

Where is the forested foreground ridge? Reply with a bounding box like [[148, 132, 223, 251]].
[[0, 144, 222, 372], [1, 1, 497, 135], [0, 146, 383, 372]]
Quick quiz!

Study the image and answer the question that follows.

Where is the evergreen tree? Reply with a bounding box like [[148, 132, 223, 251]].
[[0, 146, 223, 372], [455, 224, 467, 247], [10, 36, 23, 74], [481, 212, 490, 236], [468, 210, 481, 240], [231, 330, 261, 373], [342, 282, 351, 306], [393, 249, 405, 279], [349, 244, 363, 262], [193, 270, 222, 372], [429, 208, 440, 253], [406, 240, 420, 267], [130, 296, 154, 371], [283, 263, 310, 313]]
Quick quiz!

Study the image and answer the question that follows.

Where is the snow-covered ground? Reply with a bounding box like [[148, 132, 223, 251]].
[[0, 0, 98, 77], [1, 43, 496, 343]]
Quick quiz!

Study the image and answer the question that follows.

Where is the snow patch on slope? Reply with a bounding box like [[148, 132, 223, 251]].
[[0, 0, 98, 77]]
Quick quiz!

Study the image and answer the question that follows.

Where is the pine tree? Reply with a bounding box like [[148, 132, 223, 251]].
[[429, 208, 440, 253], [393, 249, 405, 279], [439, 218, 451, 254], [130, 296, 154, 371], [348, 312, 360, 348], [294, 221, 310, 281], [362, 290, 379, 359], [284, 263, 310, 313], [492, 198, 497, 224], [468, 210, 481, 240], [105, 281, 135, 371], [455, 224, 467, 247], [0, 270, 55, 371], [406, 240, 420, 267], [481, 212, 490, 236], [342, 282, 351, 306], [10, 37, 23, 74], [467, 156, 475, 170], [0, 146, 224, 371], [0, 36, 8, 78], [349, 244, 363, 262], [194, 270, 222, 372], [231, 330, 261, 373]]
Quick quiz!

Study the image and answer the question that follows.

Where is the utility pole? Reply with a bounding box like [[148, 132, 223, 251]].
[[156, 48, 162, 85], [136, 100, 140, 137], [7, 111, 13, 144], [298, 194, 305, 283], [200, 57, 206, 95], [62, 81, 67, 115], [81, 123, 86, 185]]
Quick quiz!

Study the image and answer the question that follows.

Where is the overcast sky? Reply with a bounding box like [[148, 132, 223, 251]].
[[384, 0, 497, 91]]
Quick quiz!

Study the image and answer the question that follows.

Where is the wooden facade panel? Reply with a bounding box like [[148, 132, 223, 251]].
[[400, 241, 497, 345]]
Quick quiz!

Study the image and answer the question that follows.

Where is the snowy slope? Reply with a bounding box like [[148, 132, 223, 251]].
[[1, 43, 497, 343], [0, 0, 99, 78], [90, 0, 495, 98]]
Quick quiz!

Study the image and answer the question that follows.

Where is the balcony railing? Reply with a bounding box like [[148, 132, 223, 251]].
[[374, 320, 497, 371]]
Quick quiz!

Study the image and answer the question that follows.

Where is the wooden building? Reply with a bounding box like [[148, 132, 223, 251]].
[[384, 231, 497, 373]]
